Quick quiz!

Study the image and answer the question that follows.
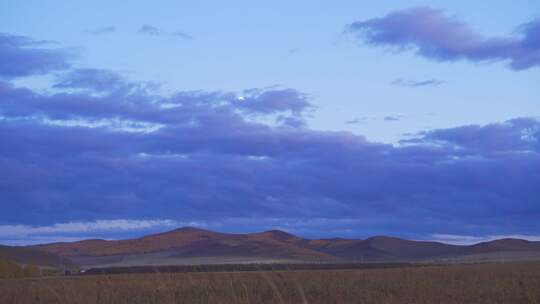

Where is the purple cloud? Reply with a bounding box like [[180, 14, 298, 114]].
[[2, 70, 539, 240], [138, 25, 194, 40], [347, 7, 540, 70], [383, 116, 401, 121], [391, 78, 444, 87], [345, 117, 377, 124], [54, 69, 134, 92], [1, 72, 313, 129], [346, 116, 403, 124], [1, 31, 539, 241], [406, 117, 540, 153], [236, 88, 314, 116], [84, 26, 116, 35], [0, 33, 74, 78]]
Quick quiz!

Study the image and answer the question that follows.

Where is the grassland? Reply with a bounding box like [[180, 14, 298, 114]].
[[1, 261, 540, 304]]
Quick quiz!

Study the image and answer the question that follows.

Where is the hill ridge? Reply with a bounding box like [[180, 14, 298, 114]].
[[19, 227, 540, 268]]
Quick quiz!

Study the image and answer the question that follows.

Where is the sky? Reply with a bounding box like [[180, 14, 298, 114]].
[[0, 1, 539, 245]]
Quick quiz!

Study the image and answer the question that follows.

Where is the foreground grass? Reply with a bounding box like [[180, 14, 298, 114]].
[[1, 261, 540, 304]]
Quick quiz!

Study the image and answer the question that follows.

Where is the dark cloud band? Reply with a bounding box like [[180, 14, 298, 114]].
[[0, 33, 74, 78], [0, 32, 539, 242]]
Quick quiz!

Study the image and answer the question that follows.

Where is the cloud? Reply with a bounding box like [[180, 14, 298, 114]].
[[236, 88, 314, 115], [0, 33, 74, 78], [383, 116, 401, 121], [54, 68, 131, 92], [345, 116, 404, 123], [0, 219, 184, 245], [391, 78, 444, 87], [2, 72, 539, 241], [346, 7, 540, 70], [430, 234, 540, 245], [404, 117, 540, 153], [288, 48, 302, 55], [1, 31, 539, 243], [345, 118, 362, 124], [0, 219, 178, 236], [137, 25, 194, 40], [52, 68, 160, 95], [344, 117, 376, 124], [1, 80, 312, 129], [84, 26, 116, 35]]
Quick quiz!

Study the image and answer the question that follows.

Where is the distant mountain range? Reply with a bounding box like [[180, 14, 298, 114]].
[[3, 227, 540, 269]]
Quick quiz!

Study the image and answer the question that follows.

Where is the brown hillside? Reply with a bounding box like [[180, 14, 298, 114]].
[[31, 227, 333, 261], [29, 227, 540, 266], [0, 245, 69, 267]]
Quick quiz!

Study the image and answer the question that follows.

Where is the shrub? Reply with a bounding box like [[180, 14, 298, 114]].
[[22, 264, 41, 277], [0, 259, 23, 278]]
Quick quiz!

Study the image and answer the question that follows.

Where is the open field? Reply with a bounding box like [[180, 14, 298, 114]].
[[81, 262, 413, 275], [1, 261, 540, 304]]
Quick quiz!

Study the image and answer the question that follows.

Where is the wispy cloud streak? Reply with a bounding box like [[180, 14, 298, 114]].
[[138, 25, 194, 40]]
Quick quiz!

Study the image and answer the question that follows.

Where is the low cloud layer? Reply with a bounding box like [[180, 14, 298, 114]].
[[0, 219, 182, 245], [347, 7, 540, 70], [1, 32, 539, 243], [430, 234, 540, 245], [0, 219, 178, 236]]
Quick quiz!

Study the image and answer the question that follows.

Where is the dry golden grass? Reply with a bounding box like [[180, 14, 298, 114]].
[[1, 261, 540, 303], [0, 259, 42, 279]]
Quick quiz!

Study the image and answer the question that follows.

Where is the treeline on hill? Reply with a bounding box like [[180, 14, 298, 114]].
[[0, 259, 42, 279]]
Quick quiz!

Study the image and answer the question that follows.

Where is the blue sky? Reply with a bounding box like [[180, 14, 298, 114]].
[[0, 1, 539, 244]]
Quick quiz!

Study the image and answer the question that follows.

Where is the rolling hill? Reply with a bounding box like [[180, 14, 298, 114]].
[[26, 227, 540, 268]]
